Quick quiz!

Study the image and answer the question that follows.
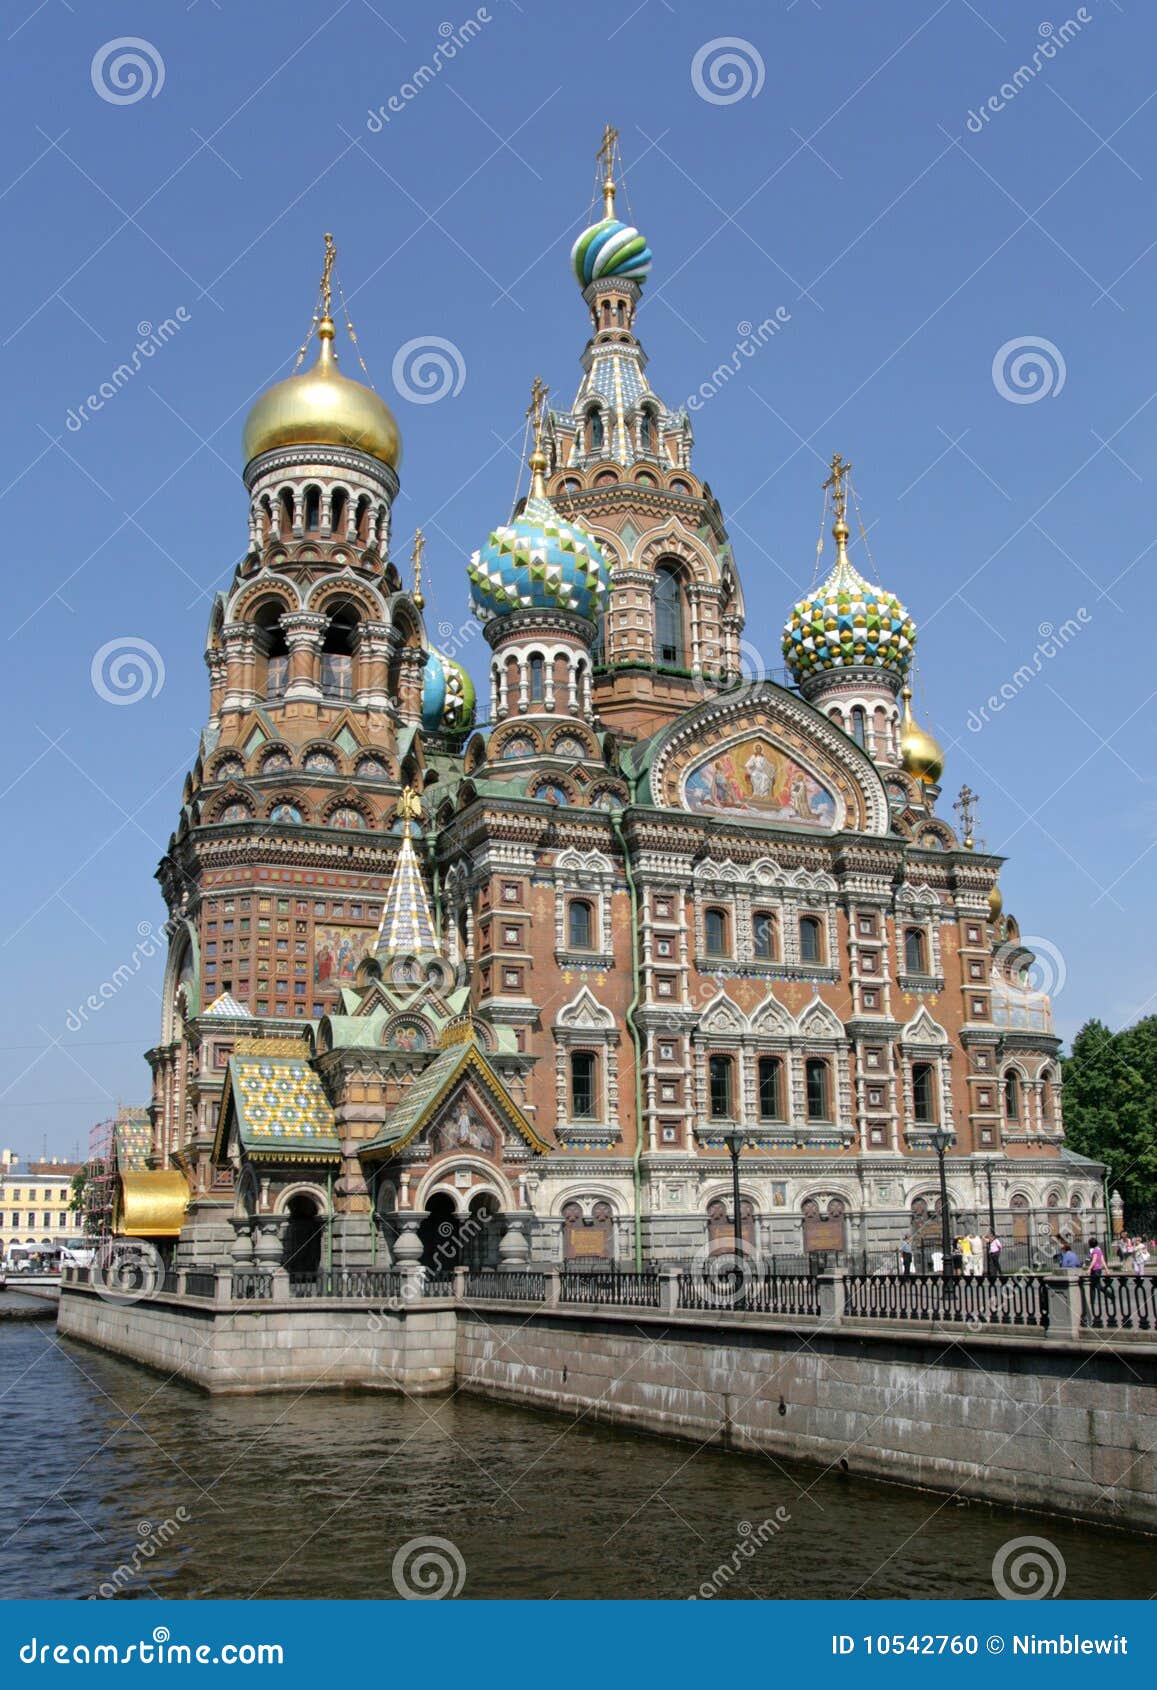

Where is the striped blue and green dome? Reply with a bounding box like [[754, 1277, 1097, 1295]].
[[782, 534, 916, 685], [467, 491, 610, 625], [571, 217, 652, 289], [421, 645, 476, 734]]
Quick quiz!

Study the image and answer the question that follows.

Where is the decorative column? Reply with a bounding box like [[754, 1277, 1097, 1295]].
[[282, 612, 327, 702], [394, 648, 426, 726], [355, 620, 392, 712], [221, 624, 258, 714]]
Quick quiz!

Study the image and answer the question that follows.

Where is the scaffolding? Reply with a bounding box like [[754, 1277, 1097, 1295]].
[[84, 1105, 150, 1240]]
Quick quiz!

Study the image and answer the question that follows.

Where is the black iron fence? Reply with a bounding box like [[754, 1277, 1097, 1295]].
[[289, 1269, 402, 1300], [231, 1271, 273, 1301], [464, 1270, 546, 1302], [184, 1271, 216, 1299], [679, 1271, 821, 1317], [1079, 1274, 1157, 1331], [560, 1269, 661, 1308], [845, 1272, 1049, 1328]]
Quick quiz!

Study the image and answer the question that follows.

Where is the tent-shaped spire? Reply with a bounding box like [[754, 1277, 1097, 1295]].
[[375, 787, 438, 961]]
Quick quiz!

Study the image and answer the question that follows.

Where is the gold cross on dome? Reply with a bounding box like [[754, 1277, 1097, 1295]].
[[954, 783, 978, 847], [320, 231, 336, 319], [597, 123, 619, 216], [526, 375, 549, 449], [823, 452, 852, 524]]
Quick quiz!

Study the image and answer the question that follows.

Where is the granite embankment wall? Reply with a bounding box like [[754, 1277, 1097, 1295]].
[[457, 1304, 1157, 1531], [57, 1283, 1157, 1528]]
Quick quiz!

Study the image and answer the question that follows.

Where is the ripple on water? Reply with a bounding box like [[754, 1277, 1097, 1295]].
[[0, 1325, 1149, 1600]]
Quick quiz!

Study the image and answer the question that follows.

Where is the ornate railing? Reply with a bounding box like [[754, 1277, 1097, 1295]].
[[560, 1270, 661, 1308], [678, 1271, 821, 1317], [423, 1272, 456, 1298], [845, 1272, 1048, 1328], [464, 1270, 547, 1302], [184, 1271, 217, 1299], [289, 1269, 402, 1300], [231, 1271, 273, 1301], [1079, 1274, 1157, 1331]]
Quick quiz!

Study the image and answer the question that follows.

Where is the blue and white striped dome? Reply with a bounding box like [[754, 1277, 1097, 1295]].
[[571, 218, 652, 289]]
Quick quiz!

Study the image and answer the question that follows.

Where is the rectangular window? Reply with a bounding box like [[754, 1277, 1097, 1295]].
[[757, 1056, 782, 1120], [571, 1051, 597, 1119], [753, 911, 775, 960], [704, 908, 728, 958], [799, 916, 822, 965], [805, 1059, 830, 1122], [708, 1055, 734, 1119]]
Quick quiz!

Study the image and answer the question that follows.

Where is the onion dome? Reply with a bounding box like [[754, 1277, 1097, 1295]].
[[421, 645, 476, 734], [782, 519, 915, 685], [242, 316, 401, 469], [899, 686, 945, 786], [571, 218, 652, 289], [988, 882, 1003, 922], [467, 449, 610, 625]]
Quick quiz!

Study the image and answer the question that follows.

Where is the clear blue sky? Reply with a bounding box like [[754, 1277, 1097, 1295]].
[[1, 0, 1153, 1161]]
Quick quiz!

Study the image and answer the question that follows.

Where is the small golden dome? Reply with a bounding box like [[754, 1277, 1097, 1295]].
[[988, 882, 1003, 921], [899, 685, 944, 785], [242, 318, 402, 469]]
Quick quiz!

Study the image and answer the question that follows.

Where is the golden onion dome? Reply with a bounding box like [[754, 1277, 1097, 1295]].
[[899, 685, 944, 785], [242, 317, 401, 469], [988, 881, 1003, 922]]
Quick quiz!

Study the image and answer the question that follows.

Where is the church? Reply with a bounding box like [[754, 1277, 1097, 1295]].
[[135, 133, 1099, 1278]]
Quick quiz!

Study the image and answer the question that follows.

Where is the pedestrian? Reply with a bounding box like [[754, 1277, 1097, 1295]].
[[1133, 1240, 1150, 1277], [1088, 1236, 1107, 1283], [960, 1234, 974, 1277], [987, 1232, 1002, 1279], [900, 1234, 913, 1277]]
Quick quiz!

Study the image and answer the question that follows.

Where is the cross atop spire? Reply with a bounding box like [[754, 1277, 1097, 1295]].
[[410, 528, 426, 609], [954, 783, 978, 850], [597, 122, 620, 217], [823, 451, 853, 526], [319, 230, 336, 320]]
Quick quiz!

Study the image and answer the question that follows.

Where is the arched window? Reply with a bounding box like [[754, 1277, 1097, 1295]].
[[330, 488, 348, 537], [654, 566, 684, 667], [708, 1054, 734, 1119], [912, 1062, 937, 1124], [799, 915, 823, 965], [639, 409, 655, 452], [592, 613, 606, 665], [321, 605, 358, 700], [587, 407, 604, 451], [254, 603, 289, 701], [904, 927, 928, 975], [850, 706, 866, 748], [570, 1051, 597, 1119], [1040, 1070, 1054, 1125], [355, 495, 371, 544], [757, 1056, 783, 1121], [568, 899, 593, 951], [704, 907, 729, 958], [278, 489, 294, 538], [304, 486, 321, 533], [528, 654, 545, 703], [753, 910, 776, 960], [1004, 1070, 1020, 1121], [805, 1058, 830, 1121]]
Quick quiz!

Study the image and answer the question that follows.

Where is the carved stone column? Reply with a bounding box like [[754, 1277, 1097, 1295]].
[[221, 624, 258, 715], [355, 620, 392, 712], [282, 612, 327, 703]]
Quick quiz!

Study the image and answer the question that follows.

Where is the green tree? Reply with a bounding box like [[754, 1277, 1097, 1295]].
[[1062, 1018, 1157, 1213]]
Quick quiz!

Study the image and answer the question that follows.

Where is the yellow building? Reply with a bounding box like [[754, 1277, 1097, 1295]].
[[0, 1154, 86, 1262]]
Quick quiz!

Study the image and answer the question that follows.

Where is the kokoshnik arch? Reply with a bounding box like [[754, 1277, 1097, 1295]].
[[139, 136, 1097, 1277]]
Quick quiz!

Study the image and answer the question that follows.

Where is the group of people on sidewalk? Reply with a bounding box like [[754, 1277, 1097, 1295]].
[[896, 1232, 1149, 1278]]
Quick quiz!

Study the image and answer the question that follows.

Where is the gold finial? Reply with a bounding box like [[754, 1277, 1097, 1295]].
[[320, 231, 336, 322], [597, 122, 619, 218], [397, 785, 423, 824], [823, 451, 853, 530], [411, 528, 426, 610], [526, 375, 550, 498], [954, 783, 978, 850]]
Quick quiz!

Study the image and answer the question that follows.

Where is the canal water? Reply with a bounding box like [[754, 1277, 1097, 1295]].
[[0, 1321, 1151, 1601]]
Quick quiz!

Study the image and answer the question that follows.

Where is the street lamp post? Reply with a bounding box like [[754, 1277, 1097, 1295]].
[[983, 1155, 997, 1236], [930, 1127, 953, 1282], [721, 1126, 746, 1266]]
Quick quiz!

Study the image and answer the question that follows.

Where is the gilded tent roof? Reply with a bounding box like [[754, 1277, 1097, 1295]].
[[115, 1170, 190, 1238]]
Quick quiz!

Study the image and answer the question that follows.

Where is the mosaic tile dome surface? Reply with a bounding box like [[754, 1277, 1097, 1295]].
[[421, 645, 476, 733], [782, 548, 916, 684], [467, 493, 610, 623]]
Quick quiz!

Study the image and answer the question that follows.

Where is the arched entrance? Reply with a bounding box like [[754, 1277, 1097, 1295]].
[[282, 1194, 323, 1278], [463, 1192, 501, 1271], [419, 1191, 462, 1271]]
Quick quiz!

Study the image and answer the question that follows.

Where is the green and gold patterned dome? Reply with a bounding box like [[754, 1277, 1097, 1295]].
[[782, 518, 915, 685]]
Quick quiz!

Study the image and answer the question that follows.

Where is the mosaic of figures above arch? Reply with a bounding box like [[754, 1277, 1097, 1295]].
[[314, 924, 375, 988], [682, 738, 838, 829]]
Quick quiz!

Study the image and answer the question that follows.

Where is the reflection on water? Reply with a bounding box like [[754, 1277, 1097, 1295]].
[[0, 1324, 1150, 1601]]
